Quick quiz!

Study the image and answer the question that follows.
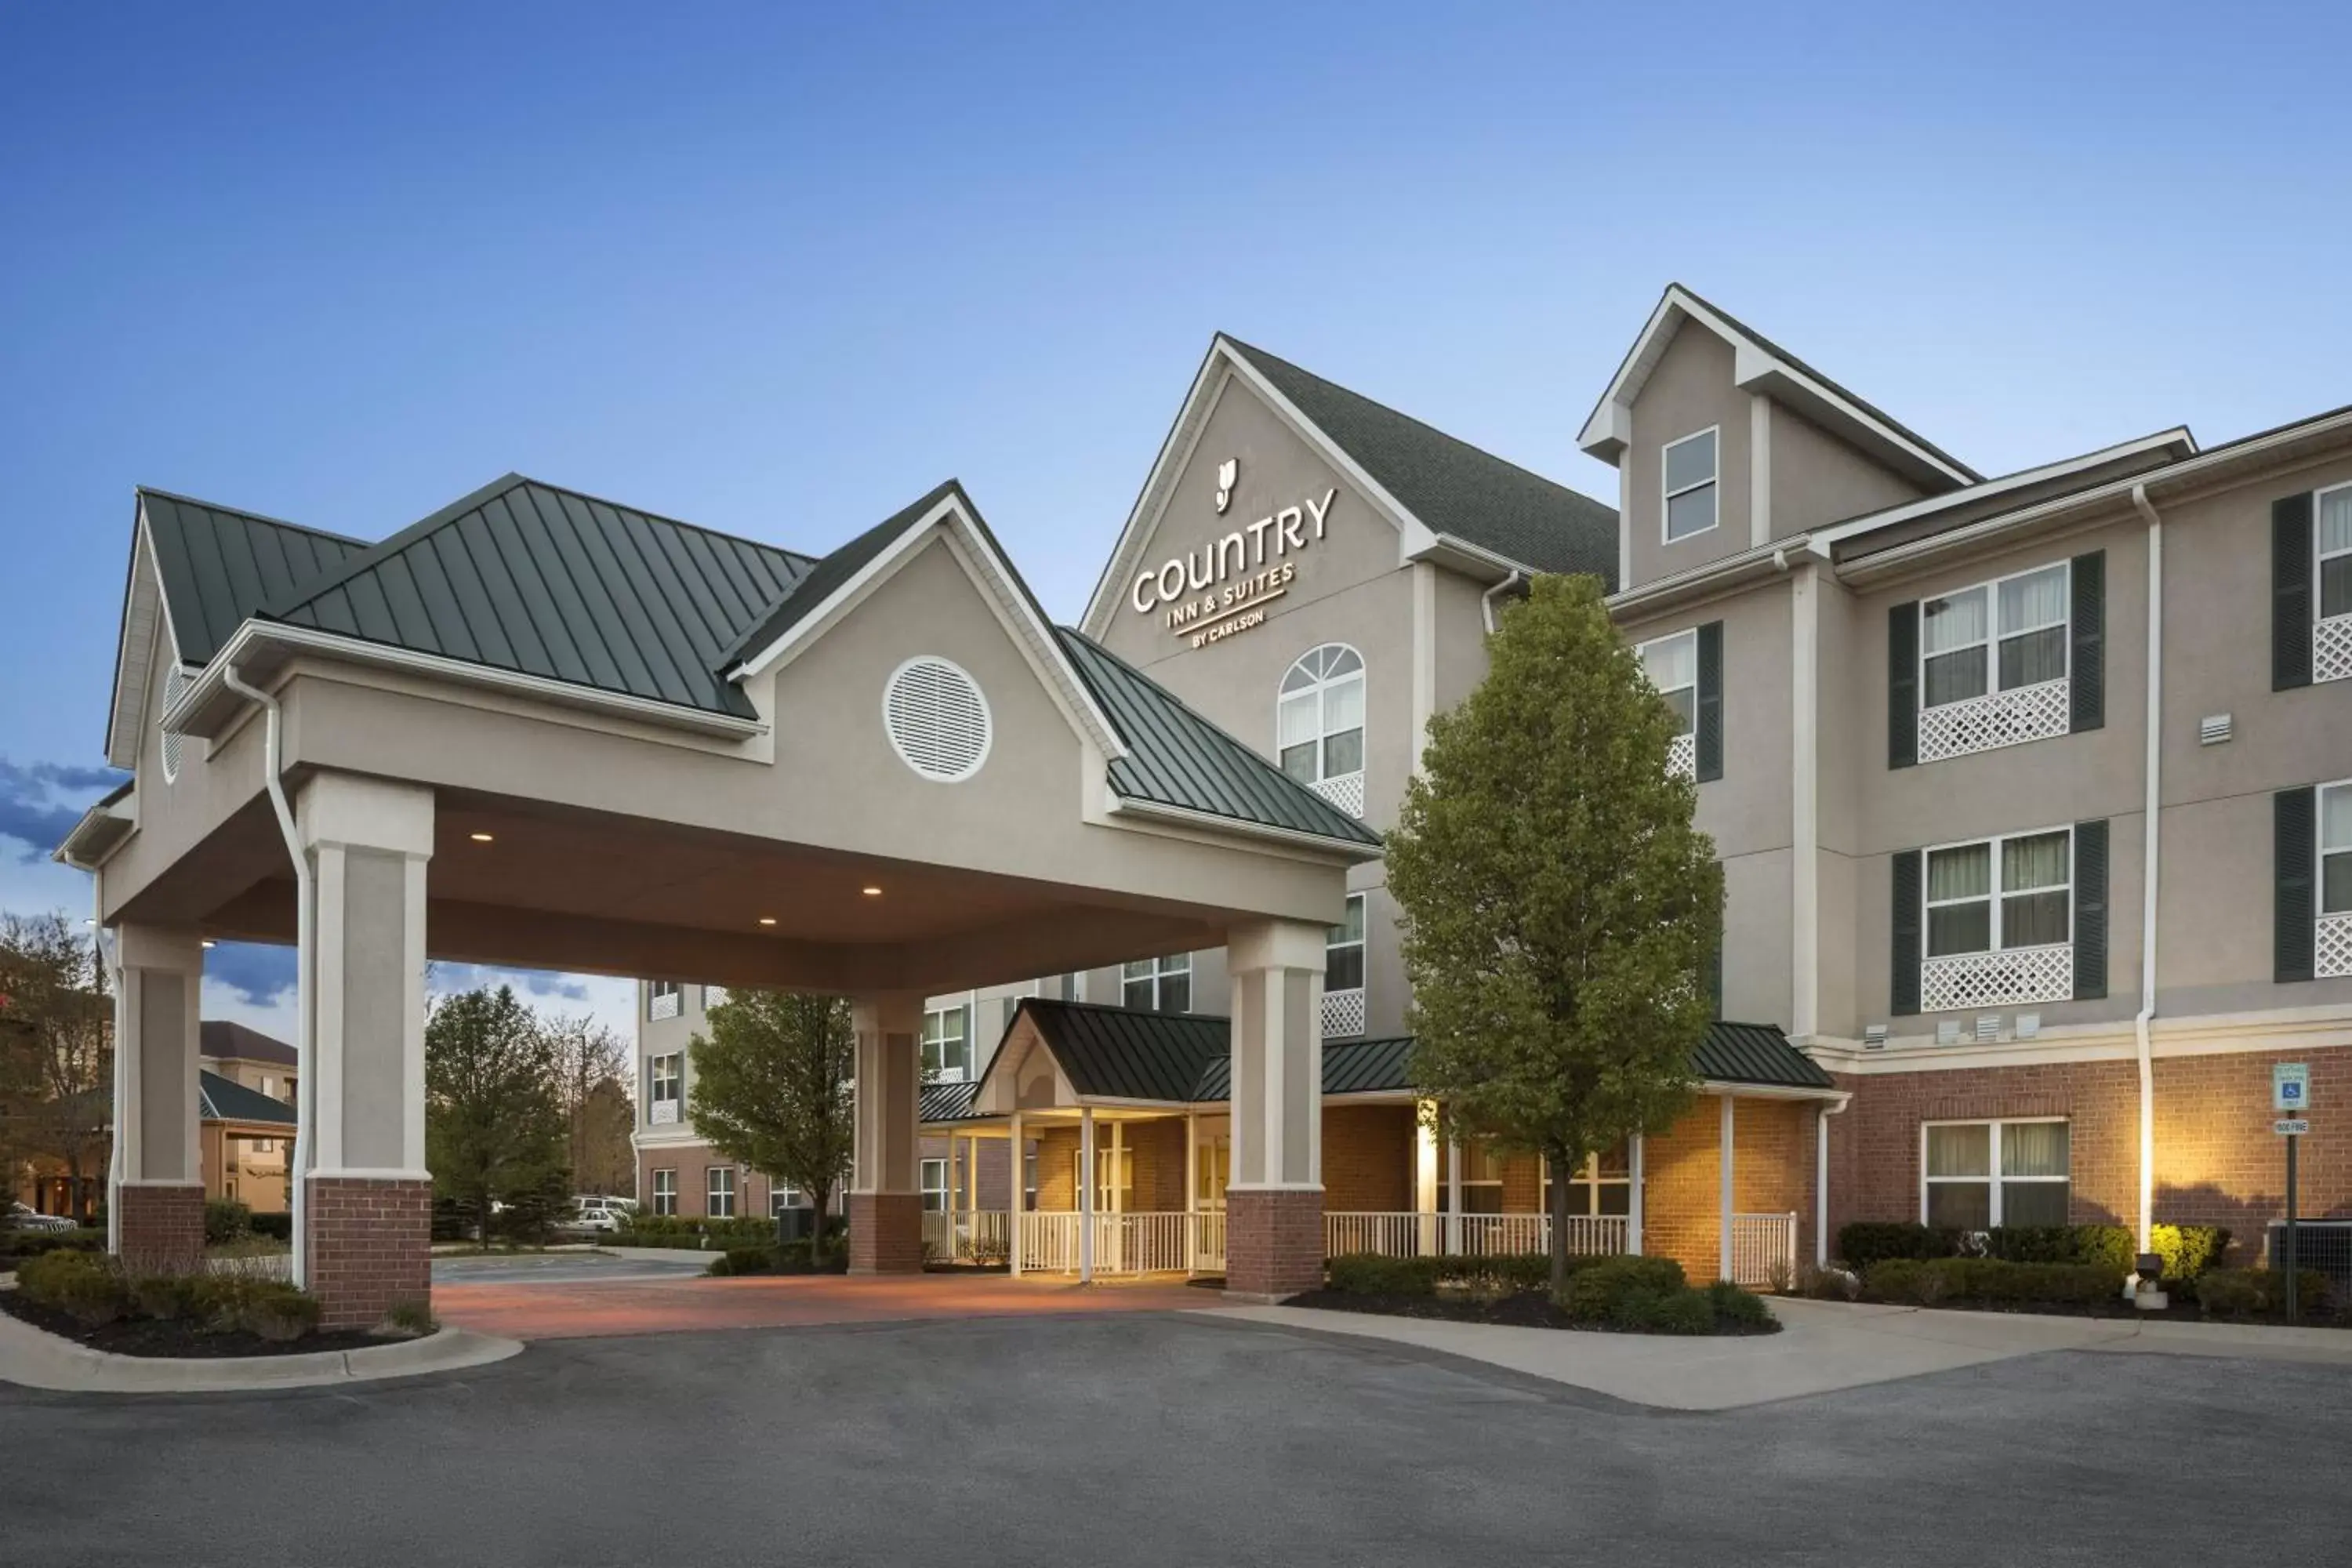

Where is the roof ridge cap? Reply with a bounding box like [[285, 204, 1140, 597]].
[[138, 486, 369, 546], [257, 472, 532, 620]]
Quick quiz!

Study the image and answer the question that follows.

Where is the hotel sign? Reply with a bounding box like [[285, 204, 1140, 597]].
[[1129, 466, 1338, 648]]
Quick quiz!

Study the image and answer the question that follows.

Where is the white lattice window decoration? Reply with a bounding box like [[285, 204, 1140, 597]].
[[1310, 771, 1366, 818], [2315, 615, 2352, 684], [1918, 678, 2071, 763], [1921, 944, 2074, 1011], [2319, 913, 2352, 979], [1666, 731, 1696, 779], [1321, 988, 1367, 1039]]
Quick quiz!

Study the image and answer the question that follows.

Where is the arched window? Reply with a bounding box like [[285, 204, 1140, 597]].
[[1278, 645, 1364, 811]]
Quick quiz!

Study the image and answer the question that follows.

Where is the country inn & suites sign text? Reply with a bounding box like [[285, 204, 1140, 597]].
[[1129, 465, 1340, 648]]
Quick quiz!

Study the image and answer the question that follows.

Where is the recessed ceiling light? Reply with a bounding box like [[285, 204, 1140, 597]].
[[470, 832, 495, 843], [201, 939, 216, 949], [758, 916, 778, 927], [862, 886, 883, 897]]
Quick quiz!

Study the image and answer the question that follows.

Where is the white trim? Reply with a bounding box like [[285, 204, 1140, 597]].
[[1102, 794, 1381, 858], [1918, 1116, 2070, 1229], [1276, 642, 1366, 801], [1635, 626, 1699, 750], [1921, 822, 2075, 960], [2318, 481, 2352, 624], [1917, 557, 2071, 716], [1813, 428, 2198, 550], [1748, 394, 1773, 547], [1791, 564, 1820, 1037], [2320, 779, 2352, 918], [1578, 285, 1977, 488], [1661, 425, 1722, 544], [176, 619, 768, 740], [880, 654, 995, 783]]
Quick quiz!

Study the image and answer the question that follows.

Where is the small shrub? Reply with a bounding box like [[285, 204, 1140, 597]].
[[1838, 1221, 1966, 1271], [203, 1199, 254, 1245], [2149, 1225, 2231, 1283], [1862, 1258, 1922, 1302], [249, 1212, 294, 1243], [131, 1275, 198, 1320], [239, 1283, 321, 1342], [183, 1276, 256, 1333], [0, 1226, 107, 1263], [1326, 1254, 1441, 1297], [708, 1246, 776, 1278], [2196, 1267, 2328, 1319], [380, 1298, 437, 1336], [1795, 1262, 1860, 1301], [19, 1250, 128, 1327], [1560, 1255, 1686, 1323], [1613, 1285, 1715, 1334], [1708, 1279, 1775, 1329]]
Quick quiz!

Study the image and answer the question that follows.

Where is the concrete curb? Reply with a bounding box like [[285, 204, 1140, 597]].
[[0, 1309, 524, 1394], [1773, 1297, 2352, 1359]]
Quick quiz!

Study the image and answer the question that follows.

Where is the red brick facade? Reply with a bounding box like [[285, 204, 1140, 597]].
[[1226, 1186, 1323, 1298], [116, 1181, 205, 1276], [1830, 1044, 2352, 1265], [1325, 1105, 1414, 1212], [847, 1191, 924, 1273], [307, 1175, 432, 1330]]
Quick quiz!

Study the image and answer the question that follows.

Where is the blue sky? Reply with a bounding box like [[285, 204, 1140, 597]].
[[3, 1, 2347, 1040]]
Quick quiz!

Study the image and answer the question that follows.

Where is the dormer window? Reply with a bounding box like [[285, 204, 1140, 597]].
[[1662, 427, 1719, 542]]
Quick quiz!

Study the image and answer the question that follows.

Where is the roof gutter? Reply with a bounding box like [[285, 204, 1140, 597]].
[[2128, 482, 2165, 1256], [221, 662, 316, 1290], [1480, 568, 1523, 634], [1105, 793, 1384, 860]]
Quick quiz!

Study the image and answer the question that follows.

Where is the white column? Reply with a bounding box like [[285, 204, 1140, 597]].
[[850, 992, 923, 1196], [1719, 1094, 1736, 1284], [1008, 1111, 1025, 1277], [1414, 1102, 1439, 1255], [1816, 1106, 1831, 1266], [1079, 1107, 1096, 1283], [1185, 1108, 1199, 1272], [1628, 1132, 1646, 1256], [1445, 1128, 1463, 1255], [111, 924, 205, 1266]]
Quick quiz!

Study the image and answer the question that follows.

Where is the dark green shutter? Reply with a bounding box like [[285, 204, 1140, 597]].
[[2274, 493, 2314, 691], [1891, 849, 1922, 1015], [1695, 619, 1724, 782], [2072, 818, 2108, 1000], [2070, 551, 2104, 732], [1707, 879, 1726, 1019], [1888, 601, 1918, 769], [2277, 786, 2317, 982]]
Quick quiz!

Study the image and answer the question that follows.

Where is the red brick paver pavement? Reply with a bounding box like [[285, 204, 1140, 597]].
[[433, 1271, 1209, 1341]]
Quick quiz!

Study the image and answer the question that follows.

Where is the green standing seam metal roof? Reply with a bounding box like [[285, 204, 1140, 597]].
[[140, 490, 370, 666], [970, 1002, 1831, 1113], [1222, 337, 1621, 587], [921, 1081, 985, 1123], [198, 1070, 297, 1127], [1057, 629, 1382, 848], [261, 474, 818, 720], [714, 478, 963, 673]]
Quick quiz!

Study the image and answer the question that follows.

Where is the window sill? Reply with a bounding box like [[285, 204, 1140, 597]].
[[1922, 943, 2074, 1011], [1917, 677, 2070, 764]]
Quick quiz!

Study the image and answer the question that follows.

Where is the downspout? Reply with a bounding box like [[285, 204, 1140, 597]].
[[221, 665, 314, 1289], [1480, 568, 1523, 635], [2128, 484, 2164, 1254]]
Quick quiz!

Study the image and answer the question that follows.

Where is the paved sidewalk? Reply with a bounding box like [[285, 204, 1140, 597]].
[[1196, 1295, 2352, 1410]]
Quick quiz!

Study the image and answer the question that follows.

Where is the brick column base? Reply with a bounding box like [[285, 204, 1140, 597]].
[[1225, 1186, 1324, 1301], [307, 1176, 433, 1330], [117, 1182, 205, 1276], [847, 1192, 924, 1274]]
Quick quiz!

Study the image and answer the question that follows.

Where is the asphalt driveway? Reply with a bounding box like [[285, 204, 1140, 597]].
[[4, 1312, 2347, 1566]]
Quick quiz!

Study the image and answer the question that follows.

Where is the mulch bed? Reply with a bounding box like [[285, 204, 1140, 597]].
[[0, 1289, 398, 1359], [1283, 1288, 1782, 1335], [1832, 1293, 2350, 1329]]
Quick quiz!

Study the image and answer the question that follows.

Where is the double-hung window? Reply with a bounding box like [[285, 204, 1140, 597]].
[[1662, 428, 1719, 541], [1921, 561, 2068, 710], [1279, 644, 1366, 815], [1922, 1119, 2070, 1229], [1450, 1142, 1506, 1214], [1322, 894, 1367, 1039], [2322, 485, 2352, 622], [1641, 628, 1698, 775], [1542, 1142, 1633, 1218], [706, 1167, 735, 1219], [922, 1005, 972, 1082], [648, 980, 682, 1021], [651, 1168, 678, 1217], [1122, 953, 1192, 1014], [648, 1054, 682, 1124], [2325, 782, 2352, 916], [1926, 829, 2071, 957], [920, 1157, 950, 1214]]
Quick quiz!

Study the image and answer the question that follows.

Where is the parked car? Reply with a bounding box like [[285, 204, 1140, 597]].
[[6, 1202, 78, 1234]]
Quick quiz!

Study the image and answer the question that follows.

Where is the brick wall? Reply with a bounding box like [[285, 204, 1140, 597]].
[[1325, 1105, 1414, 1212], [117, 1182, 205, 1276], [307, 1175, 431, 1330], [1226, 1186, 1322, 1298], [1831, 1044, 2352, 1265], [846, 1192, 922, 1273]]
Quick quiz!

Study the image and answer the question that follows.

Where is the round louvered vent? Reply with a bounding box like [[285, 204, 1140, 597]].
[[882, 656, 992, 782], [159, 664, 189, 782]]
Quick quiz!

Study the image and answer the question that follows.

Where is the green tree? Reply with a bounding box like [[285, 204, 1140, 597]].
[[0, 913, 113, 1221], [424, 985, 568, 1249], [1386, 573, 1722, 1293], [687, 991, 855, 1259]]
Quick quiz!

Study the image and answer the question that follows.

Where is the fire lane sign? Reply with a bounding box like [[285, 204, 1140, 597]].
[[2273, 1062, 2310, 1114], [2276, 1120, 2310, 1136]]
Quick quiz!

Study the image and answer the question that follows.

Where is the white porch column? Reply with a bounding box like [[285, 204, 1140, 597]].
[[1224, 916, 1327, 1299], [1079, 1106, 1096, 1283], [1414, 1100, 1439, 1255], [1719, 1094, 1736, 1284], [1185, 1108, 1199, 1271], [1627, 1132, 1646, 1256], [295, 772, 434, 1328], [111, 923, 205, 1273], [848, 990, 924, 1272], [1445, 1130, 1463, 1256], [1007, 1111, 1025, 1277]]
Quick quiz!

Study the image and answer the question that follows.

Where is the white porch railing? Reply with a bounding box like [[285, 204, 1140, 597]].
[[924, 1210, 1011, 1263], [1321, 1212, 1632, 1260], [1730, 1212, 1798, 1288], [1015, 1211, 1222, 1276]]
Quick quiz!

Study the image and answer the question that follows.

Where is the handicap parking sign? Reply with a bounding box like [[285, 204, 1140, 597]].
[[2274, 1062, 2310, 1112]]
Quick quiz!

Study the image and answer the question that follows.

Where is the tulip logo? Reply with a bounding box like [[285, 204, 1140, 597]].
[[1214, 458, 1237, 515]]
